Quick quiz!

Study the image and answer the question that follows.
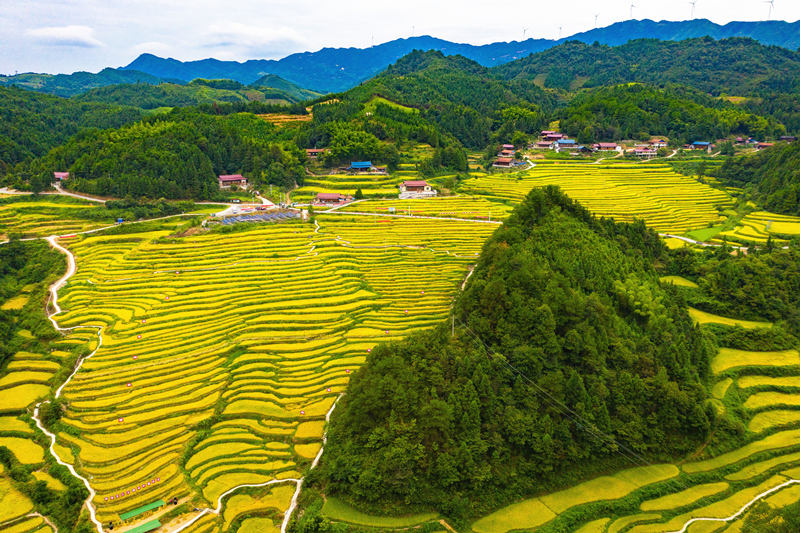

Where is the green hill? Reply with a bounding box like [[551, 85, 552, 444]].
[[0, 86, 144, 173], [315, 186, 714, 521], [493, 37, 800, 96], [558, 84, 785, 143], [0, 67, 167, 97], [249, 74, 321, 101], [714, 141, 800, 216]]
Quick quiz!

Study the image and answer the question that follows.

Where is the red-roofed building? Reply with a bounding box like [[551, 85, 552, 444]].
[[399, 180, 436, 199], [543, 133, 564, 142], [536, 141, 553, 149], [493, 157, 514, 168], [499, 149, 515, 157], [315, 192, 352, 205], [306, 148, 326, 159], [53, 172, 69, 181], [757, 142, 774, 150], [594, 143, 619, 151], [649, 139, 667, 149], [218, 174, 248, 189], [632, 148, 657, 159], [501, 144, 515, 150]]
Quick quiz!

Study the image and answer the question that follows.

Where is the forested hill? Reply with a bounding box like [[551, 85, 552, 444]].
[[0, 87, 144, 173], [73, 77, 321, 109], [314, 186, 715, 521], [493, 37, 800, 95], [558, 84, 785, 144], [0, 67, 168, 98], [341, 50, 552, 148], [714, 142, 800, 216]]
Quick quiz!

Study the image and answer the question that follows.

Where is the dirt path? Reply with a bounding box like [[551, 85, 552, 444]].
[[53, 183, 108, 203], [31, 236, 106, 533]]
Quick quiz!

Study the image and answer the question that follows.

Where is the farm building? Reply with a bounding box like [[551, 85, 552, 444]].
[[315, 193, 353, 205], [218, 174, 248, 189], [501, 144, 515, 151], [555, 139, 578, 151], [493, 157, 514, 168], [306, 148, 326, 159], [498, 149, 515, 157], [649, 139, 668, 149], [399, 180, 437, 199], [780, 136, 798, 142], [757, 142, 775, 150], [53, 172, 69, 181], [535, 141, 553, 149]]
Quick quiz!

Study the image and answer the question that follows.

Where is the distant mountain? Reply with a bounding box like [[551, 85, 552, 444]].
[[120, 19, 800, 92], [493, 37, 800, 96], [0, 68, 168, 98]]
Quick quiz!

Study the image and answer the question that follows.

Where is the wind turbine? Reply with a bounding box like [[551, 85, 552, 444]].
[[594, 13, 600, 28], [689, 0, 697, 19], [630, 2, 636, 19], [523, 27, 528, 40], [558, 26, 563, 39], [765, 0, 775, 19]]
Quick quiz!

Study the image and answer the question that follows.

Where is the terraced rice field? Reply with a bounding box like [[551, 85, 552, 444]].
[[718, 210, 800, 244], [49, 214, 493, 529], [460, 162, 732, 233], [338, 195, 513, 221], [0, 197, 108, 239]]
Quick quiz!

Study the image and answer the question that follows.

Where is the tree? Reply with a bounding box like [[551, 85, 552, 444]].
[[354, 188, 364, 200]]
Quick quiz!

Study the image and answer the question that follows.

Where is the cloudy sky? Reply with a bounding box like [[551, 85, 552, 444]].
[[1, 0, 798, 74]]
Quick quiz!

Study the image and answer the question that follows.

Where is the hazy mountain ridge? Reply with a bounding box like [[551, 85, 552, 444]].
[[119, 19, 800, 92]]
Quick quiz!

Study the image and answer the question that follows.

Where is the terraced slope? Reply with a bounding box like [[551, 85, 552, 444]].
[[337, 195, 512, 221], [718, 210, 800, 245], [51, 214, 492, 529], [0, 197, 107, 240], [461, 162, 732, 233]]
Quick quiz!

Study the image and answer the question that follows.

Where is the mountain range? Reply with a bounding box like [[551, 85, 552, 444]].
[[120, 19, 800, 92]]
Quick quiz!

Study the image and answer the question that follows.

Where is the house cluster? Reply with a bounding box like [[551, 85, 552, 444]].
[[624, 139, 667, 159], [493, 143, 520, 168]]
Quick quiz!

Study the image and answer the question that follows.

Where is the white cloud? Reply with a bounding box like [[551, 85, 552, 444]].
[[25, 25, 104, 48], [201, 22, 308, 59], [130, 41, 173, 58]]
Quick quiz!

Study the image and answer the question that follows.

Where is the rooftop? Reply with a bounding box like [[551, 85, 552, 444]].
[[219, 174, 245, 181]]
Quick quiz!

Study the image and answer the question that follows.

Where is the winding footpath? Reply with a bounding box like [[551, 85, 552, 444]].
[[33, 236, 106, 532]]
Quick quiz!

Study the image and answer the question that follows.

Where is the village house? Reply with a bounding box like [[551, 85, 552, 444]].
[[757, 142, 775, 150], [543, 133, 564, 142], [399, 180, 437, 199], [305, 148, 326, 159], [347, 161, 386, 174], [498, 149, 515, 157], [218, 174, 248, 189], [53, 172, 69, 181], [535, 141, 553, 149], [501, 144, 515, 151], [649, 139, 667, 149], [689, 141, 713, 152], [555, 139, 578, 152], [493, 157, 514, 168], [315, 192, 353, 205], [780, 136, 798, 142], [593, 142, 619, 151], [632, 148, 657, 159]]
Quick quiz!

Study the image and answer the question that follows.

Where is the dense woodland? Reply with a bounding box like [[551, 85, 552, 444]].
[[559, 84, 783, 144], [313, 187, 715, 521], [714, 142, 800, 216]]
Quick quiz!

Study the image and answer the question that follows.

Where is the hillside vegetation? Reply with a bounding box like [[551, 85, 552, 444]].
[[0, 87, 144, 172], [714, 142, 800, 216], [314, 187, 715, 521]]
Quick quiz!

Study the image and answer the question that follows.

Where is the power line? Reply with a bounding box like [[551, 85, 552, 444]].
[[454, 315, 654, 469]]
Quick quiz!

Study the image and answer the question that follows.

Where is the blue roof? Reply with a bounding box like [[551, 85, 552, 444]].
[[349, 161, 372, 168], [692, 141, 711, 146], [557, 139, 576, 144]]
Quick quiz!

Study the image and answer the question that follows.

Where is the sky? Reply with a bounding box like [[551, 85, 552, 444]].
[[1, 0, 798, 75]]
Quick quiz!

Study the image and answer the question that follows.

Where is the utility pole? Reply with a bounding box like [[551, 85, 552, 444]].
[[451, 313, 455, 337]]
